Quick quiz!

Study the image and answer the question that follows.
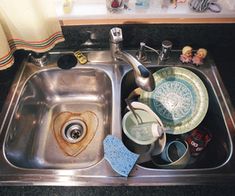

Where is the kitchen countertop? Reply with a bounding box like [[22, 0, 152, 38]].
[[1, 185, 235, 195], [0, 51, 23, 112], [212, 51, 235, 108]]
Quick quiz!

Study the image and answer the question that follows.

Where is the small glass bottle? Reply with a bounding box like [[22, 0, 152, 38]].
[[63, 0, 73, 14], [135, 0, 150, 8]]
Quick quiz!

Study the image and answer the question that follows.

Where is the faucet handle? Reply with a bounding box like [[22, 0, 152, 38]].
[[110, 27, 123, 43], [159, 40, 173, 61]]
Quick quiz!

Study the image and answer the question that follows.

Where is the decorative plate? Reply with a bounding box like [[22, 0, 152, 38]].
[[140, 67, 209, 135]]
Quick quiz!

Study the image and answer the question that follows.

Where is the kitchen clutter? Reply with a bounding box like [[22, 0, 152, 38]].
[[140, 67, 209, 134], [105, 0, 222, 13], [152, 139, 190, 169], [185, 126, 212, 157], [122, 101, 167, 165], [123, 100, 165, 145], [120, 66, 212, 172], [122, 109, 163, 145]]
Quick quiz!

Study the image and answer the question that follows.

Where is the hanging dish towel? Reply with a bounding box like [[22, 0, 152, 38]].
[[0, 0, 65, 70]]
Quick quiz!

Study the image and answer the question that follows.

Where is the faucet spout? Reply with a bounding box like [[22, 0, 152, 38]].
[[116, 50, 155, 92], [109, 27, 155, 92]]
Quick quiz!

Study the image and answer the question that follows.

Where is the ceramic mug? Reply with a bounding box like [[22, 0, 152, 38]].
[[161, 140, 187, 163], [152, 140, 190, 169], [122, 109, 166, 163]]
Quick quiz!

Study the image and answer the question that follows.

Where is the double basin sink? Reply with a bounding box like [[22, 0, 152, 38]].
[[0, 50, 234, 185]]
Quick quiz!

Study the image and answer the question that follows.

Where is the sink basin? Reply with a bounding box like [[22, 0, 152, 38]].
[[4, 67, 112, 169], [0, 50, 234, 185], [121, 66, 233, 170]]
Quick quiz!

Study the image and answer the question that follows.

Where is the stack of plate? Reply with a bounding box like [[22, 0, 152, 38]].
[[139, 67, 209, 135]]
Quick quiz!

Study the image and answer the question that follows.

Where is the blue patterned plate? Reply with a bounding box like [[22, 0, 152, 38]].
[[140, 67, 209, 135]]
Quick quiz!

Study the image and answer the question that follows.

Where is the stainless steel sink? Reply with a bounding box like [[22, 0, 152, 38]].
[[4, 68, 112, 169], [0, 50, 234, 185]]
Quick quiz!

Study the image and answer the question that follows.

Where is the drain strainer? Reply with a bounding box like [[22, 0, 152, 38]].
[[61, 119, 87, 143]]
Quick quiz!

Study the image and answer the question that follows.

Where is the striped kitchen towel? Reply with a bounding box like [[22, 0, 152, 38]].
[[0, 0, 65, 70]]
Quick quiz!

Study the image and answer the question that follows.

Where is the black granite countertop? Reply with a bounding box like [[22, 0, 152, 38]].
[[0, 51, 23, 112], [214, 53, 235, 108], [1, 185, 235, 196]]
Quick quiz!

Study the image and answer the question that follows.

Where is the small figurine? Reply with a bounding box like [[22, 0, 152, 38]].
[[192, 48, 207, 66], [180, 46, 193, 63]]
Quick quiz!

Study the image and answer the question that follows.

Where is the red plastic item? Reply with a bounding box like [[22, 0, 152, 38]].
[[186, 127, 212, 156], [111, 0, 120, 8]]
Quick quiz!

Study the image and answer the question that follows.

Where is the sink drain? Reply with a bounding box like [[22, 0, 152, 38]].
[[61, 119, 87, 143]]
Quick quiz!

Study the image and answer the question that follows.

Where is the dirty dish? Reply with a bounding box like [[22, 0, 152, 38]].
[[140, 67, 209, 135], [122, 110, 163, 145], [125, 100, 164, 139], [152, 140, 190, 169], [130, 101, 164, 127], [161, 140, 187, 162], [123, 130, 166, 164]]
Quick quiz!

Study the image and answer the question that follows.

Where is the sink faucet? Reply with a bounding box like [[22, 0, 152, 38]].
[[136, 40, 173, 62], [109, 27, 155, 92]]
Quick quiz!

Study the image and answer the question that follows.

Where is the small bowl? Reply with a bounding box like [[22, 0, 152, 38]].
[[122, 110, 161, 145], [161, 140, 187, 162]]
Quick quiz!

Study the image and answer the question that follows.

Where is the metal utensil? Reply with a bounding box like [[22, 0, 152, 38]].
[[125, 99, 163, 140], [125, 98, 142, 124]]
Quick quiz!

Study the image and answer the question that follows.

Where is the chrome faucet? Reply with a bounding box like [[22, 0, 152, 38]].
[[109, 27, 155, 92], [136, 40, 172, 62]]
